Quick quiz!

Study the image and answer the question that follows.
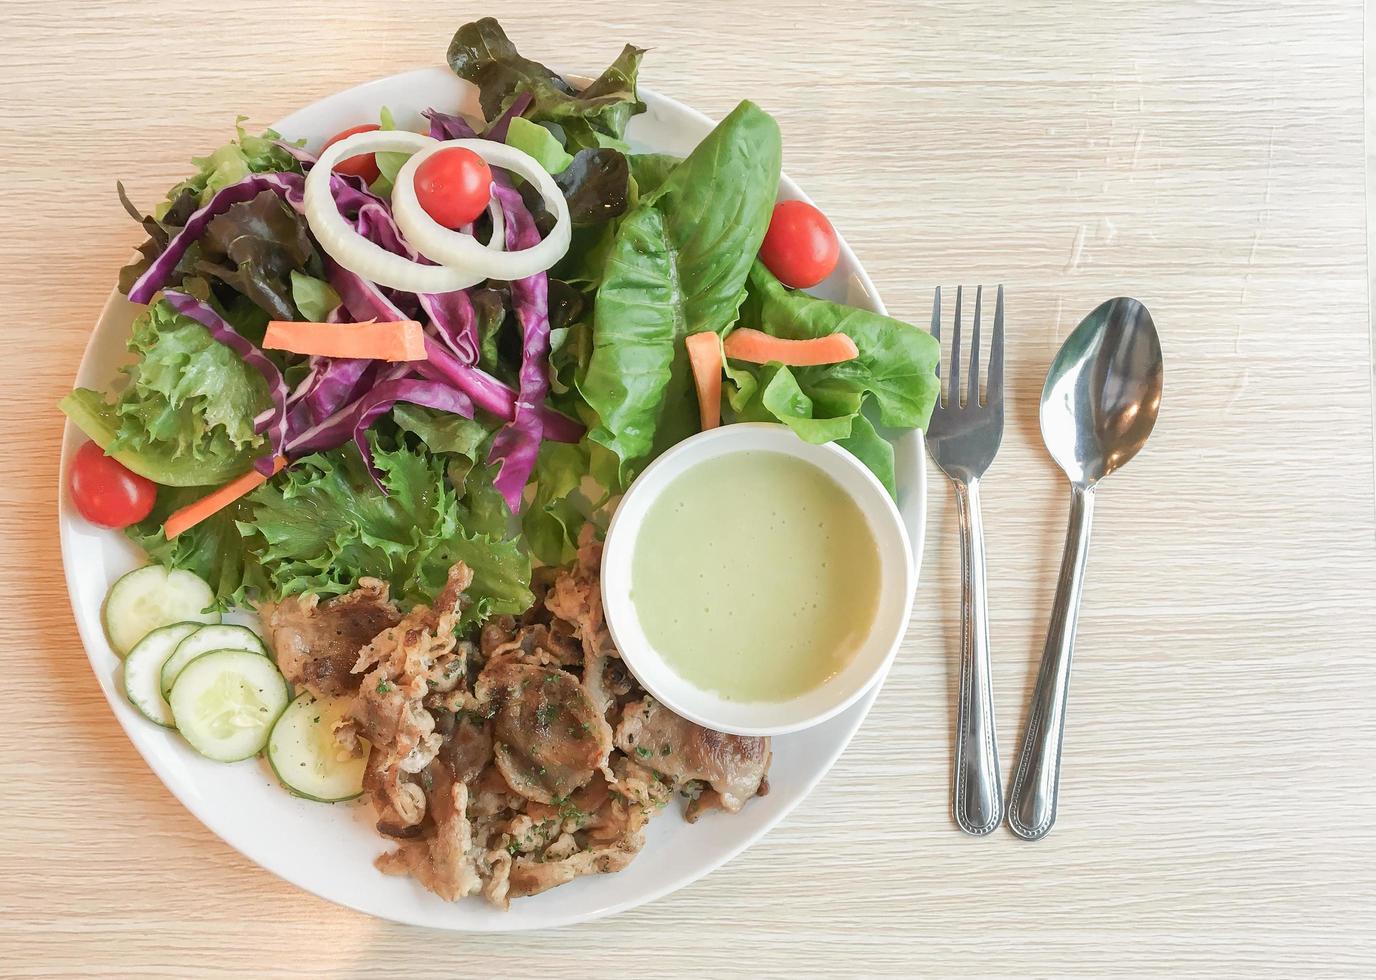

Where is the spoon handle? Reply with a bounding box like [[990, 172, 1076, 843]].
[[951, 477, 1003, 835], [1007, 482, 1096, 840]]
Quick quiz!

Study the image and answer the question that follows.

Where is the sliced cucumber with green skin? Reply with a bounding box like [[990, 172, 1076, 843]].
[[169, 650, 290, 763], [160, 624, 266, 699], [103, 565, 219, 656], [122, 622, 202, 728], [268, 692, 370, 802]]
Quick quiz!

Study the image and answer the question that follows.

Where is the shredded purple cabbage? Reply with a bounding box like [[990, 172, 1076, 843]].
[[286, 377, 476, 491], [304, 357, 372, 424], [350, 198, 480, 364], [324, 256, 581, 443], [162, 290, 289, 472], [483, 92, 534, 143], [423, 108, 480, 141], [272, 140, 319, 166], [486, 180, 552, 510]]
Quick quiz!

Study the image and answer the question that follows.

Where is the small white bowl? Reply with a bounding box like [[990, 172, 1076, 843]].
[[601, 423, 915, 737]]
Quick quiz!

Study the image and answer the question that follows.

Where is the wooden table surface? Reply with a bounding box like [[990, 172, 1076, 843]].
[[3, 0, 1374, 976]]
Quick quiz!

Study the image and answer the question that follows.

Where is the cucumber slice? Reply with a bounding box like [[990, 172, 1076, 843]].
[[161, 624, 266, 699], [169, 651, 290, 762], [268, 692, 370, 802], [122, 622, 202, 728], [104, 565, 219, 656]]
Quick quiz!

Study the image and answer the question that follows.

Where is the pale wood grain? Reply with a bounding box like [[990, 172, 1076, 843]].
[[2, 0, 1374, 976]]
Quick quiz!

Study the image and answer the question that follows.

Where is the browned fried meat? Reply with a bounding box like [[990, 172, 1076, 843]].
[[507, 836, 642, 900], [375, 759, 482, 900], [340, 564, 472, 837], [306, 531, 772, 910], [258, 578, 400, 695], [481, 619, 582, 668], [475, 660, 614, 804], [615, 698, 771, 816], [545, 526, 626, 720]]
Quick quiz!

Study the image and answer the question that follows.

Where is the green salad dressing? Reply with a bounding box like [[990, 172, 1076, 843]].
[[630, 451, 881, 702]]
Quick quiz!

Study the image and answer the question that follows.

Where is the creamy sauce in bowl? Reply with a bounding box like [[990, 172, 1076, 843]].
[[629, 451, 881, 702]]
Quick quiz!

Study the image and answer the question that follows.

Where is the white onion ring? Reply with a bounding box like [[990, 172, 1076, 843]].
[[393, 139, 572, 281], [303, 130, 487, 292]]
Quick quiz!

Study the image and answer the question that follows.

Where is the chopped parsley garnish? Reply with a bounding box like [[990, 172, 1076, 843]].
[[635, 746, 652, 759], [660, 744, 671, 756], [376, 679, 393, 694]]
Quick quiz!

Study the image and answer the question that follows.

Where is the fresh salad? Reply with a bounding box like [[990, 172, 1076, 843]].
[[62, 19, 938, 822]]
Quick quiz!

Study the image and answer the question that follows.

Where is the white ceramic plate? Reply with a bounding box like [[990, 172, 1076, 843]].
[[58, 66, 926, 931]]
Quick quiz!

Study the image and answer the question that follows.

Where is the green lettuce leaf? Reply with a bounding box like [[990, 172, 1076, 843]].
[[370, 106, 414, 197], [505, 117, 573, 174], [127, 487, 262, 609], [60, 299, 268, 486], [720, 262, 939, 493], [241, 440, 531, 625], [393, 404, 489, 459], [740, 261, 941, 429], [580, 101, 781, 486], [627, 153, 681, 201], [838, 413, 897, 498], [447, 18, 645, 149], [160, 120, 302, 216], [289, 271, 341, 322], [737, 363, 855, 443], [521, 441, 589, 565]]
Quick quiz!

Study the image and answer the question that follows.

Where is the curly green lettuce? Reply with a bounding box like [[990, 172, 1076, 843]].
[[60, 298, 270, 486], [240, 440, 532, 626]]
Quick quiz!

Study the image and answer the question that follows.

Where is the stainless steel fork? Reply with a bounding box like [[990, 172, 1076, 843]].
[[925, 285, 1005, 836]]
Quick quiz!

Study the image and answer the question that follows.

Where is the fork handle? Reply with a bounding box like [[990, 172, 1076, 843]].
[[1007, 482, 1096, 840], [952, 477, 1003, 835]]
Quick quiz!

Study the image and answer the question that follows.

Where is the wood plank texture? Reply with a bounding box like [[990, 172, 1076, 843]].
[[1, 1, 1373, 976]]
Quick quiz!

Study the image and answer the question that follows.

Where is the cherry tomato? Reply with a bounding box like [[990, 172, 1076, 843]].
[[758, 199, 840, 289], [414, 147, 494, 229], [68, 441, 157, 529], [323, 124, 382, 183]]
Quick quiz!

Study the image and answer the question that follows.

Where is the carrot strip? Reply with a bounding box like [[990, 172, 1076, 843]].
[[263, 320, 426, 362], [722, 328, 859, 367], [685, 332, 723, 430], [164, 456, 287, 540]]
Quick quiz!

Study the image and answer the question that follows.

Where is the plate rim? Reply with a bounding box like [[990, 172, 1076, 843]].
[[56, 64, 927, 931]]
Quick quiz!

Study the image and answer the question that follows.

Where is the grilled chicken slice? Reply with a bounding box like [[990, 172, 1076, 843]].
[[476, 661, 613, 804], [614, 698, 771, 815], [258, 578, 401, 696]]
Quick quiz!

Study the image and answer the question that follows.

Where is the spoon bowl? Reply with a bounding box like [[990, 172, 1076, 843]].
[[1040, 297, 1163, 486]]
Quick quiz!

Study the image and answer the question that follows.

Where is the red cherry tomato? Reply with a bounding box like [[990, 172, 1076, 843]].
[[759, 199, 840, 289], [323, 124, 382, 183], [68, 441, 157, 529], [414, 147, 494, 229]]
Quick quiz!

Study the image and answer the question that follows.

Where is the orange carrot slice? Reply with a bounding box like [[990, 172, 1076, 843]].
[[263, 320, 426, 362], [164, 456, 287, 540], [685, 332, 723, 430], [722, 328, 859, 366]]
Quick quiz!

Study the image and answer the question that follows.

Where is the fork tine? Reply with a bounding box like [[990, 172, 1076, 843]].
[[988, 285, 1005, 401], [967, 286, 983, 407], [948, 286, 963, 407], [930, 287, 942, 387]]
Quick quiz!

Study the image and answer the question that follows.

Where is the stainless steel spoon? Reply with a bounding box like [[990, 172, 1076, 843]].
[[1006, 297, 1163, 841]]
